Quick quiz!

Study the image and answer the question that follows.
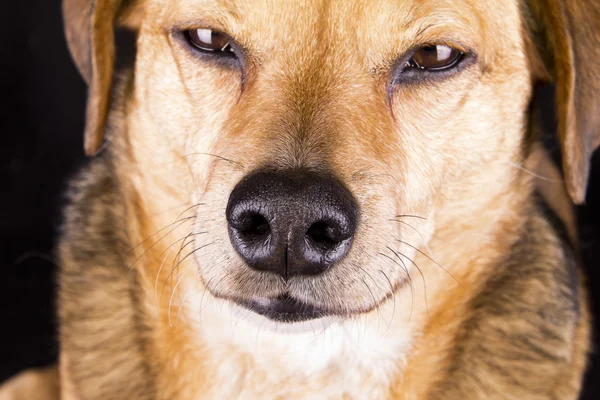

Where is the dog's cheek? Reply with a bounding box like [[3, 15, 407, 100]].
[[441, 67, 532, 207], [392, 63, 530, 209], [131, 28, 243, 188], [388, 82, 478, 213]]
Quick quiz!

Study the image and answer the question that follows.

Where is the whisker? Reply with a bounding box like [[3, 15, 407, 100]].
[[379, 251, 415, 325], [396, 239, 463, 288], [159, 236, 210, 304], [172, 232, 199, 288], [130, 202, 203, 253], [159, 233, 197, 304], [155, 233, 196, 304], [391, 218, 435, 258], [148, 202, 194, 217], [379, 270, 396, 335], [506, 160, 561, 182], [357, 267, 383, 334], [129, 202, 205, 279], [131, 216, 194, 270], [197, 276, 219, 333], [306, 318, 330, 349], [169, 239, 218, 328], [176, 286, 193, 324], [393, 214, 427, 220], [184, 152, 245, 169], [387, 246, 428, 315], [176, 242, 216, 273], [169, 268, 189, 327]]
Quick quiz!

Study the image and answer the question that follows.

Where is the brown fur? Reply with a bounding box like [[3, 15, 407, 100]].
[[3, 0, 599, 398]]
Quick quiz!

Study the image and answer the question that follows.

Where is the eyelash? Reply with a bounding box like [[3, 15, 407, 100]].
[[393, 51, 473, 84], [177, 29, 243, 68], [404, 52, 465, 72]]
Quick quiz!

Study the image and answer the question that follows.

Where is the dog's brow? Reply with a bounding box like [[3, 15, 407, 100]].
[[406, 2, 480, 39], [214, 0, 241, 19], [167, 0, 241, 23]]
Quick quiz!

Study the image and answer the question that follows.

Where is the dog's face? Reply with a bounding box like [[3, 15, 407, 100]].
[[64, 0, 600, 326], [130, 0, 531, 321]]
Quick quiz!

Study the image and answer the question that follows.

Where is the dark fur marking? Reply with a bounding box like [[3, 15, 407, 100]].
[[58, 156, 155, 400], [535, 192, 581, 316], [428, 198, 583, 398]]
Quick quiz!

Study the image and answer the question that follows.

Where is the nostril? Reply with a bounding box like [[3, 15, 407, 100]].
[[235, 213, 271, 241], [227, 170, 359, 279], [306, 220, 344, 248]]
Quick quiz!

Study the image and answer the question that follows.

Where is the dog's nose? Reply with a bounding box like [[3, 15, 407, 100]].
[[226, 171, 358, 280]]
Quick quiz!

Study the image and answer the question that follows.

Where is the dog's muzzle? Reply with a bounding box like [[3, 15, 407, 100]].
[[225, 170, 359, 322]]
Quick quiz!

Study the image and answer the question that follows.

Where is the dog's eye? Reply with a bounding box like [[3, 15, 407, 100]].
[[185, 28, 235, 55], [405, 45, 463, 71]]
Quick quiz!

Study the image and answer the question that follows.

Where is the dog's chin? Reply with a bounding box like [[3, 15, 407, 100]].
[[206, 275, 406, 333], [207, 278, 406, 332]]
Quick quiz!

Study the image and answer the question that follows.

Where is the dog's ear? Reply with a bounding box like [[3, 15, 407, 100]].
[[63, 0, 142, 155], [526, 0, 600, 203]]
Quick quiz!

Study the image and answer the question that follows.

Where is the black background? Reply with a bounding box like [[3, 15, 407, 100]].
[[0, 0, 599, 398]]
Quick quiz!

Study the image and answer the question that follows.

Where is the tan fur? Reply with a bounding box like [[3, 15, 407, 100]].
[[11, 0, 598, 398], [0, 367, 58, 400]]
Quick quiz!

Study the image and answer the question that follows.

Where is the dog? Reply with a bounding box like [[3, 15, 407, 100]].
[[1, 0, 599, 398]]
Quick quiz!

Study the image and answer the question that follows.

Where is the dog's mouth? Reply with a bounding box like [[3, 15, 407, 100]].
[[237, 293, 330, 323], [208, 276, 407, 324]]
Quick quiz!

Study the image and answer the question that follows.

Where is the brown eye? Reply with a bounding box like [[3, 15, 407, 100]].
[[407, 45, 463, 71], [185, 28, 234, 54]]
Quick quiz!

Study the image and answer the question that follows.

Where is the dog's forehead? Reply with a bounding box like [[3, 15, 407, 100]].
[[147, 0, 521, 62]]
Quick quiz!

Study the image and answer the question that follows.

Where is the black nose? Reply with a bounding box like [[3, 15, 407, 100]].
[[226, 171, 359, 280]]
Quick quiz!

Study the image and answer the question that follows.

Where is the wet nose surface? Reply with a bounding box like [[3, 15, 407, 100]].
[[226, 171, 359, 280]]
